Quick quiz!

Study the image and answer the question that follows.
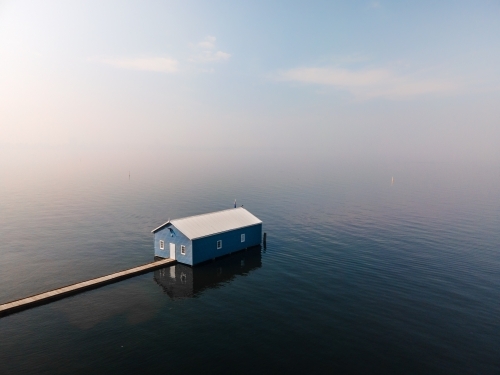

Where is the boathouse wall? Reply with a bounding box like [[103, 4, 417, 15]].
[[191, 223, 262, 265], [154, 224, 193, 264]]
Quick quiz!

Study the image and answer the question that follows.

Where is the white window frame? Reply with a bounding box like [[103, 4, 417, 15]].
[[217, 240, 222, 249], [181, 245, 186, 255], [241, 234, 245, 243], [159, 240, 164, 250]]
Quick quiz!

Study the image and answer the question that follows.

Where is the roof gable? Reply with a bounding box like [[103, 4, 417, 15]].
[[152, 207, 262, 239], [151, 221, 171, 234]]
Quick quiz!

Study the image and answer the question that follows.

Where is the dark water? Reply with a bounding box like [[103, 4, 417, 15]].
[[1, 151, 499, 374]]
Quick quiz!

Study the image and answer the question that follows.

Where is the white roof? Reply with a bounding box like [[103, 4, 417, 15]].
[[152, 207, 262, 240]]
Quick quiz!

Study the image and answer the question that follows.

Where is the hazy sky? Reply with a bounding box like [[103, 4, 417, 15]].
[[1, 0, 499, 161]]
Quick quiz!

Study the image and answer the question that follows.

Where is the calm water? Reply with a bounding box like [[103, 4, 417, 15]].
[[0, 151, 499, 374]]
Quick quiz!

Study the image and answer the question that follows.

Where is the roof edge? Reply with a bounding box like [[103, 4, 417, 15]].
[[151, 221, 171, 233], [190, 222, 263, 241], [170, 207, 249, 224]]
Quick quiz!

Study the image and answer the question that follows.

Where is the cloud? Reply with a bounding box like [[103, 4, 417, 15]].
[[90, 35, 231, 75], [198, 36, 216, 49], [190, 50, 231, 63], [189, 36, 231, 64], [277, 67, 457, 99], [368, 1, 381, 9], [94, 57, 179, 73]]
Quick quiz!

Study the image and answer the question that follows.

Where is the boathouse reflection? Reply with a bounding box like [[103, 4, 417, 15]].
[[154, 246, 262, 299]]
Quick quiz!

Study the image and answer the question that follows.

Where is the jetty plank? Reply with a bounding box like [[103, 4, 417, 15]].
[[0, 258, 176, 317]]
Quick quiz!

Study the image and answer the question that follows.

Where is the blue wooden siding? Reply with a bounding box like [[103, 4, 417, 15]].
[[191, 224, 262, 265], [154, 224, 193, 264]]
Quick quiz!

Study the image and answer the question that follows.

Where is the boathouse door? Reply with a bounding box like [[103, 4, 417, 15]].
[[169, 243, 176, 260]]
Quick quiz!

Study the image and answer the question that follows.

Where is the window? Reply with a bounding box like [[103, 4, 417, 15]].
[[217, 240, 222, 249], [159, 240, 164, 250], [181, 245, 186, 255], [241, 234, 245, 242]]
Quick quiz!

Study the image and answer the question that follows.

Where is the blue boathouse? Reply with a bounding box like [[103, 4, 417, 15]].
[[151, 207, 263, 266]]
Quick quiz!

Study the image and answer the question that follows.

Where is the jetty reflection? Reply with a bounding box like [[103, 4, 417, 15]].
[[154, 246, 262, 299]]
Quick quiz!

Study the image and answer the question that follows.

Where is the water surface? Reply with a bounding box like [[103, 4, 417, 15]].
[[0, 150, 499, 374]]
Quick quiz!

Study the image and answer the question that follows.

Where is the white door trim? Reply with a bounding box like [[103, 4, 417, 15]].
[[169, 243, 176, 260]]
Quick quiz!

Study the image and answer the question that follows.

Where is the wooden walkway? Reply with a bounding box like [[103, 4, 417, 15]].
[[0, 258, 176, 318]]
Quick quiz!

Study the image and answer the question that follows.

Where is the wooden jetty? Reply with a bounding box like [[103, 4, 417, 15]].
[[0, 258, 176, 318]]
